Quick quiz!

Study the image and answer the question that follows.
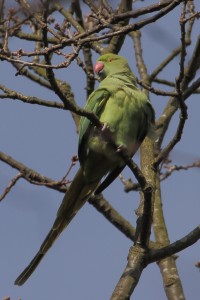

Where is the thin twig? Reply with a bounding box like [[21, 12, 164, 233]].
[[160, 160, 200, 181], [0, 173, 23, 201], [155, 2, 188, 167]]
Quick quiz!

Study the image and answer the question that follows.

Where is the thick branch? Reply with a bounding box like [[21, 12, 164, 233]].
[[147, 225, 200, 264]]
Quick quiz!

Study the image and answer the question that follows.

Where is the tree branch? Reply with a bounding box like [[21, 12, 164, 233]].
[[0, 83, 65, 109], [147, 225, 200, 264]]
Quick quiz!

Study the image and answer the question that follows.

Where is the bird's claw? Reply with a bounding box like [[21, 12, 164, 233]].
[[116, 145, 126, 153], [102, 122, 109, 132], [101, 122, 112, 140]]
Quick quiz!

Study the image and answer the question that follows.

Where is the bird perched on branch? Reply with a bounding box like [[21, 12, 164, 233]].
[[15, 53, 155, 286]]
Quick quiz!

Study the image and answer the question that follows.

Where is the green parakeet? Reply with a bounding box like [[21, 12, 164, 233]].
[[15, 53, 155, 286]]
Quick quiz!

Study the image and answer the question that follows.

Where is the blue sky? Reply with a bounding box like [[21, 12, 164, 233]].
[[0, 1, 200, 299]]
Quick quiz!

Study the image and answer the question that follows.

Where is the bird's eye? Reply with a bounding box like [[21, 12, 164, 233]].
[[108, 58, 113, 62]]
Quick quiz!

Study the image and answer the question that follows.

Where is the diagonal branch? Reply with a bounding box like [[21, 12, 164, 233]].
[[0, 173, 23, 202], [0, 83, 65, 109], [147, 225, 200, 264], [0, 150, 139, 244], [104, 0, 132, 54]]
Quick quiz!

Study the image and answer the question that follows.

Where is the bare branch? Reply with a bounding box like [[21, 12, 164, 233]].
[[0, 173, 23, 201], [0, 83, 65, 108], [89, 194, 136, 243], [0, 151, 67, 192], [155, 2, 188, 167], [160, 160, 200, 181], [147, 225, 200, 264]]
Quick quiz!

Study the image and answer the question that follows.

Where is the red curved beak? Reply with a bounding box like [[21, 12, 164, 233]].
[[94, 61, 104, 74]]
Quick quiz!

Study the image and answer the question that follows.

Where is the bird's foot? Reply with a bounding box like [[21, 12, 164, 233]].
[[101, 122, 112, 140], [101, 122, 109, 132], [116, 144, 126, 153]]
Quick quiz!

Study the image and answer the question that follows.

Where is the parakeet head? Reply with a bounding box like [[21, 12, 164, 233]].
[[94, 53, 135, 82]]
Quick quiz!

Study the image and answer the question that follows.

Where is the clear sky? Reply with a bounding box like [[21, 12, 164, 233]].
[[0, 1, 200, 299]]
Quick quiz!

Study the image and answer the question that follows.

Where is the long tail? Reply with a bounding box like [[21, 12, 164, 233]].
[[15, 167, 98, 286]]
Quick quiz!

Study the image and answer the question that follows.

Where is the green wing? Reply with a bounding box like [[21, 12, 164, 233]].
[[78, 88, 110, 164]]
